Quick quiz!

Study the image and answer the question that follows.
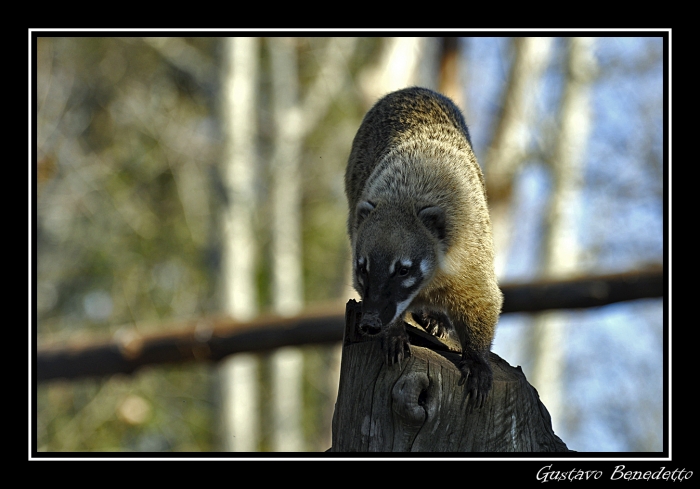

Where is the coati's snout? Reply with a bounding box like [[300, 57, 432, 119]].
[[354, 253, 421, 337], [358, 310, 382, 335], [358, 294, 398, 336]]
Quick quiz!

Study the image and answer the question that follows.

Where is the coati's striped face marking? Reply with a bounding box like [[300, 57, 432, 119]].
[[355, 255, 427, 335], [352, 199, 445, 335], [358, 258, 417, 292], [353, 203, 444, 336]]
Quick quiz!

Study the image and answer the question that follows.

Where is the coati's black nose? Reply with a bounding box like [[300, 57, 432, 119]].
[[359, 312, 382, 336]]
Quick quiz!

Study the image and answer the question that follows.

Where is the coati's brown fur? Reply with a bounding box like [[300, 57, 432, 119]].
[[345, 87, 502, 408]]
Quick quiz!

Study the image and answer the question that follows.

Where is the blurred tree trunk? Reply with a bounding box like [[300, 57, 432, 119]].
[[269, 36, 305, 452], [529, 37, 597, 431], [485, 37, 554, 276], [358, 37, 433, 106], [268, 37, 361, 451], [296, 37, 360, 451], [218, 36, 261, 452], [438, 37, 463, 108]]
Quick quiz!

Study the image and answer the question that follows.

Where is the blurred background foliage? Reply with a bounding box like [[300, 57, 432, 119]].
[[34, 35, 665, 453], [36, 37, 377, 452]]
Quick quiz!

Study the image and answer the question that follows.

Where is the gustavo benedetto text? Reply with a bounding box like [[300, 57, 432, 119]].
[[536, 465, 693, 482]]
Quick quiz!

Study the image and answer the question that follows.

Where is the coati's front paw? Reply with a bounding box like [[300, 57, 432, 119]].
[[458, 350, 493, 410], [411, 310, 451, 339], [382, 328, 411, 367]]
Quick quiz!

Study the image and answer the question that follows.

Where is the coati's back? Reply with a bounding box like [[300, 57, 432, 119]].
[[345, 87, 502, 409], [345, 87, 479, 217]]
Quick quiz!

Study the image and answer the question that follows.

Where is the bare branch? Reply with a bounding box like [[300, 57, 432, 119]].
[[36, 268, 663, 383]]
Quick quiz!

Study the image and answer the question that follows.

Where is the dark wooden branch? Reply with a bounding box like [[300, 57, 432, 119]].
[[36, 307, 346, 382], [501, 266, 664, 313], [330, 300, 572, 452], [36, 268, 663, 383]]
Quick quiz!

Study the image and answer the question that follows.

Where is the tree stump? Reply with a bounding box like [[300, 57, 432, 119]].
[[329, 300, 571, 452]]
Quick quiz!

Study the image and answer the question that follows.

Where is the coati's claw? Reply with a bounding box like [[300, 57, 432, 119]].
[[412, 310, 451, 340], [458, 351, 493, 411], [382, 329, 411, 366]]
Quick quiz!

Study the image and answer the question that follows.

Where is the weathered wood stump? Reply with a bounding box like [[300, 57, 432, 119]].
[[330, 300, 571, 452]]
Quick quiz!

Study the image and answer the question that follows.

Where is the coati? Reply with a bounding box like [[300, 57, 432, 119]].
[[345, 87, 503, 409]]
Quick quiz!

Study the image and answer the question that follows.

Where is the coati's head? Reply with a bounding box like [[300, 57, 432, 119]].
[[351, 200, 447, 335]]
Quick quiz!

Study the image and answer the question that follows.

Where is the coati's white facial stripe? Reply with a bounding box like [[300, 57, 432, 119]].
[[401, 277, 416, 288], [356, 256, 367, 286], [391, 290, 420, 324], [420, 259, 430, 276]]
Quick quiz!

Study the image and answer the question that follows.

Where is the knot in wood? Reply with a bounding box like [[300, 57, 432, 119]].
[[391, 370, 430, 425]]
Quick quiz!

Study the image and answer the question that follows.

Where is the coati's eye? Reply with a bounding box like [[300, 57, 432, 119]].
[[393, 260, 412, 278]]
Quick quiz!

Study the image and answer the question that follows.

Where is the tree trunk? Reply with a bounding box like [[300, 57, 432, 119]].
[[268, 36, 305, 452], [330, 300, 571, 452], [218, 36, 261, 452], [529, 37, 597, 431], [484, 37, 554, 276], [358, 37, 428, 106]]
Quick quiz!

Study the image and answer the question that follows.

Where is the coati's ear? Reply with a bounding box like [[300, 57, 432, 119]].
[[418, 206, 447, 241], [356, 201, 376, 226]]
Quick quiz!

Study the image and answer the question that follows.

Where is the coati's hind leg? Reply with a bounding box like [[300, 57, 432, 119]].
[[411, 309, 452, 340], [382, 320, 411, 366]]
